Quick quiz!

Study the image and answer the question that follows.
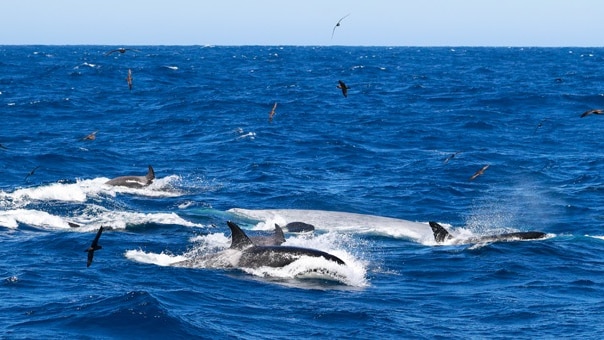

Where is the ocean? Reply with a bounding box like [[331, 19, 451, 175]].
[[1, 45, 604, 339]]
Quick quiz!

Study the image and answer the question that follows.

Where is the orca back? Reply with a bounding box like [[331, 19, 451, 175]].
[[429, 222, 452, 243]]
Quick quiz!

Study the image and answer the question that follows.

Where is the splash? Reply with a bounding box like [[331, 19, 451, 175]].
[[127, 228, 369, 287]]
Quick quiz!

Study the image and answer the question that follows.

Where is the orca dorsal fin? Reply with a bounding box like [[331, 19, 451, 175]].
[[146, 165, 155, 182], [227, 221, 254, 249], [274, 224, 286, 244], [429, 221, 452, 243]]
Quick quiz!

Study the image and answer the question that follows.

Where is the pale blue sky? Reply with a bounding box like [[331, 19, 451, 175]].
[[2, 0, 603, 46]]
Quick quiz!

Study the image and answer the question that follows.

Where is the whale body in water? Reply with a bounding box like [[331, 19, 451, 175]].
[[106, 165, 155, 188]]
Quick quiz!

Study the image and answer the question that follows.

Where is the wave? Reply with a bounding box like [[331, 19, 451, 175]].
[[126, 225, 369, 287], [0, 206, 202, 231], [1, 175, 184, 208]]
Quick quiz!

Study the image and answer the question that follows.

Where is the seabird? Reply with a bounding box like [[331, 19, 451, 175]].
[[105, 48, 140, 56], [24, 166, 40, 182], [85, 226, 104, 267], [337, 80, 350, 97], [82, 131, 97, 141], [268, 102, 277, 122], [126, 69, 133, 90], [580, 109, 604, 118], [331, 14, 350, 39], [469, 164, 490, 181], [443, 152, 461, 164]]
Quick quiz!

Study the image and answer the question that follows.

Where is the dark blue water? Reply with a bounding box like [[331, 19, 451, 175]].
[[1, 46, 604, 338]]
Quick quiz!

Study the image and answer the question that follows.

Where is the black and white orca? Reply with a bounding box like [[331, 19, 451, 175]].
[[428, 221, 547, 244]]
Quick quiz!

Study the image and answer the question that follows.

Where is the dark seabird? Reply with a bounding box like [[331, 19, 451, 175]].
[[268, 102, 277, 122], [580, 109, 604, 118], [105, 48, 141, 56], [126, 69, 133, 90], [85, 226, 104, 267], [337, 80, 350, 97], [443, 151, 461, 164], [331, 14, 350, 39], [24, 166, 40, 182], [469, 164, 490, 181], [82, 131, 97, 141]]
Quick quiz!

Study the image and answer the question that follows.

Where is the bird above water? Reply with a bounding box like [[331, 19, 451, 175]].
[[469, 164, 490, 181], [126, 69, 133, 90], [268, 102, 277, 122], [337, 80, 350, 97], [85, 226, 104, 267], [580, 109, 604, 118], [105, 48, 141, 56], [331, 14, 350, 39], [82, 131, 97, 141]]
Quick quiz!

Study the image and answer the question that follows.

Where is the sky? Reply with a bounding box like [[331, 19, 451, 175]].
[[2, 0, 604, 46]]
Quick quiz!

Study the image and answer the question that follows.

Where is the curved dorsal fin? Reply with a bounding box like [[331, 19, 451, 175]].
[[146, 165, 155, 182], [428, 221, 452, 243], [274, 224, 286, 244], [227, 221, 254, 249]]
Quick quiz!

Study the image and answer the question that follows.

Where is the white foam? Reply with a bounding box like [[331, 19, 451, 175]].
[[228, 208, 434, 244], [0, 209, 72, 229], [0, 205, 202, 231], [0, 176, 184, 209], [130, 226, 369, 287], [125, 249, 187, 266]]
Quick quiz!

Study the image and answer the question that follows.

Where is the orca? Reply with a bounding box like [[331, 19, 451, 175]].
[[428, 221, 547, 244], [105, 165, 155, 188], [249, 224, 286, 246], [227, 221, 345, 268], [241, 222, 314, 246]]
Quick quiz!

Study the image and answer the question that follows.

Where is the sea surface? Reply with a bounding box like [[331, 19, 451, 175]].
[[1, 45, 604, 339]]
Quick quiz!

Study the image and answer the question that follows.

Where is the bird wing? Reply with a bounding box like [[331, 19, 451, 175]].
[[91, 226, 104, 248], [87, 251, 94, 267]]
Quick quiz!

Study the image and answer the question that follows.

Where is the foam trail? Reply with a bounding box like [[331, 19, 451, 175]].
[[228, 208, 434, 244]]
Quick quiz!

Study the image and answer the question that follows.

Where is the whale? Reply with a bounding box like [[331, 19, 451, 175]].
[[428, 221, 548, 244], [249, 224, 286, 246], [105, 165, 155, 188], [227, 221, 345, 268]]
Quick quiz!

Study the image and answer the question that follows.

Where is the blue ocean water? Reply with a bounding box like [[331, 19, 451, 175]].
[[1, 45, 604, 338]]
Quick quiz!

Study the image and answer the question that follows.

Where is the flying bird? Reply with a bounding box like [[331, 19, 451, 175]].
[[443, 152, 461, 164], [268, 102, 277, 122], [24, 166, 40, 182], [331, 14, 350, 39], [580, 109, 604, 118], [105, 48, 140, 56], [337, 80, 350, 97], [82, 131, 97, 141], [469, 164, 490, 181], [126, 69, 133, 90], [85, 226, 104, 267]]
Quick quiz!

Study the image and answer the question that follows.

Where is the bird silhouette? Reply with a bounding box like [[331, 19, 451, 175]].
[[85, 226, 104, 267], [469, 165, 490, 181], [126, 69, 133, 90], [443, 152, 461, 164], [337, 80, 350, 97], [105, 48, 140, 56], [580, 109, 604, 118], [331, 14, 350, 39], [268, 102, 277, 122], [82, 131, 97, 141], [24, 166, 40, 182]]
